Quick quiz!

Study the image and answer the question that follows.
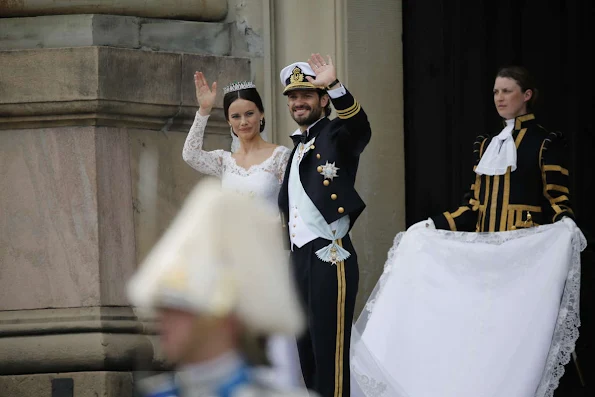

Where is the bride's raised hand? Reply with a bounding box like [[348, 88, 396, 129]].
[[194, 71, 217, 116]]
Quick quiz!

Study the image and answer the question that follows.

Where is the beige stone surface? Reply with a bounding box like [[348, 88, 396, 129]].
[[0, 127, 100, 310], [0, 0, 228, 22], [95, 127, 137, 305], [0, 307, 153, 336], [0, 47, 251, 130], [0, 332, 154, 375], [0, 14, 137, 50], [345, 0, 405, 314], [0, 126, 135, 309], [0, 371, 133, 397], [0, 47, 251, 310], [128, 122, 230, 264]]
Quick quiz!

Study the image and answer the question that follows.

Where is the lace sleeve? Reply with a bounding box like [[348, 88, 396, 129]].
[[182, 112, 225, 178], [274, 146, 292, 184]]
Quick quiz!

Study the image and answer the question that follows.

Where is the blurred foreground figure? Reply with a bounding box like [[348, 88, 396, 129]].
[[127, 178, 315, 397]]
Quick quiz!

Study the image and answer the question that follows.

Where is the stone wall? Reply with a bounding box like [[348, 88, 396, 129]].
[[0, 1, 251, 395], [0, 0, 227, 21]]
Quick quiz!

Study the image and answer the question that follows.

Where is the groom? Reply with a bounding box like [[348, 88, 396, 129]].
[[278, 53, 372, 397]]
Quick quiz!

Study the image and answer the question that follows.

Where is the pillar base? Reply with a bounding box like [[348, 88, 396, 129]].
[[0, 372, 134, 397]]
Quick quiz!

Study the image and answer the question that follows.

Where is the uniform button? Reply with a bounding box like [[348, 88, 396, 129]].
[[338, 207, 344, 213], [317, 166, 323, 172], [292, 234, 296, 237], [310, 145, 315, 149], [331, 194, 337, 200], [323, 180, 330, 186], [316, 154, 321, 159]]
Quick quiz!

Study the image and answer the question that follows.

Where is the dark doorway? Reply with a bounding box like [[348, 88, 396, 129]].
[[403, 1, 594, 395]]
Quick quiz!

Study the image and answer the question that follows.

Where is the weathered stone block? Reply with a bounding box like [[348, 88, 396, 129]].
[[0, 371, 134, 397], [0, 14, 232, 55], [0, 47, 251, 130], [0, 0, 228, 22], [0, 125, 134, 310]]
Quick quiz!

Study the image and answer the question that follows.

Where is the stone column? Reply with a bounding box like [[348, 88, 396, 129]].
[[270, 0, 405, 314], [0, 3, 252, 396]]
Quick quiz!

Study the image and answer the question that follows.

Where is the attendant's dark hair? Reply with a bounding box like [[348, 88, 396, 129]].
[[224, 88, 266, 132], [496, 66, 539, 111]]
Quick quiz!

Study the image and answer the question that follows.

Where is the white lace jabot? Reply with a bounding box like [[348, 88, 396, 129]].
[[475, 118, 516, 176]]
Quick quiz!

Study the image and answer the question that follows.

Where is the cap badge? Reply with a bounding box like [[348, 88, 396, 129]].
[[290, 66, 305, 84]]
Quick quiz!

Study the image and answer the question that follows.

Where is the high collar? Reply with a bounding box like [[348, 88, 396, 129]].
[[502, 113, 536, 131]]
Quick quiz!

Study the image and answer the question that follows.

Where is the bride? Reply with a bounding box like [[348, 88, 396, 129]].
[[182, 71, 304, 390]]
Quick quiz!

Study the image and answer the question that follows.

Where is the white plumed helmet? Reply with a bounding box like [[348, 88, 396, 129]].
[[127, 178, 304, 336]]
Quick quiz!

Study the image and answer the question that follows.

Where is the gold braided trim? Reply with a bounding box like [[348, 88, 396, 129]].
[[334, 239, 347, 397], [336, 101, 361, 119], [515, 113, 535, 129], [542, 165, 570, 175], [489, 175, 501, 232], [515, 128, 527, 148], [479, 138, 488, 156], [335, 100, 358, 115], [551, 195, 570, 204], [473, 174, 481, 210], [283, 82, 317, 93], [499, 169, 511, 231], [507, 209, 515, 230], [508, 204, 542, 212], [451, 206, 470, 219], [443, 212, 457, 231], [481, 177, 490, 232], [551, 204, 563, 214], [552, 204, 574, 215], [546, 184, 570, 194], [469, 198, 480, 210]]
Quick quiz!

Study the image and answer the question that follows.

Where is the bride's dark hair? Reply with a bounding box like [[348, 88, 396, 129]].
[[224, 88, 266, 133]]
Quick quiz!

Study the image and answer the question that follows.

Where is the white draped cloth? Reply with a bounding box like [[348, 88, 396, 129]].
[[350, 222, 586, 397]]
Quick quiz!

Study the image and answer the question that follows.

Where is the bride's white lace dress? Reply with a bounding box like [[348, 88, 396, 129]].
[[182, 111, 304, 389]]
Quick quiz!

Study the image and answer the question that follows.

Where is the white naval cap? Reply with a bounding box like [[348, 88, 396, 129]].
[[126, 178, 305, 336], [279, 61, 319, 95]]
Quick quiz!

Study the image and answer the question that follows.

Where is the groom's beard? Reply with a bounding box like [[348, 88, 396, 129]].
[[291, 103, 324, 127]]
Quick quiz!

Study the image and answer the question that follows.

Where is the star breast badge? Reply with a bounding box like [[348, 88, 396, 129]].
[[319, 161, 339, 180]]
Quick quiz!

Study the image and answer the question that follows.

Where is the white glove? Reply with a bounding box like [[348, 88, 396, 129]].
[[408, 218, 435, 231]]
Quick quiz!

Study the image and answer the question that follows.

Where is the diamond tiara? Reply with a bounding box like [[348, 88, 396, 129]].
[[223, 81, 257, 95]]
